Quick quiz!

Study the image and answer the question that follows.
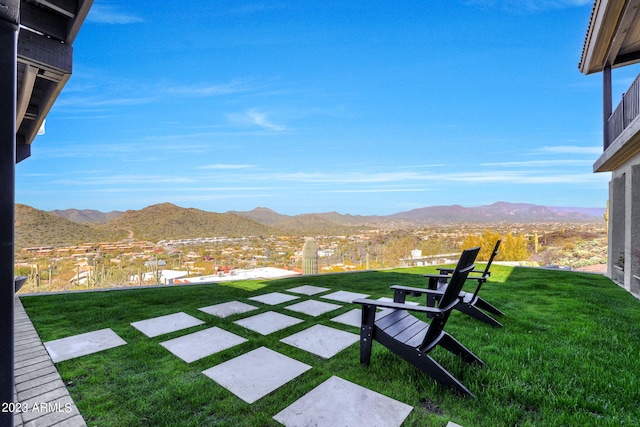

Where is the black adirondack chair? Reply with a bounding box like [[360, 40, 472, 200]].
[[391, 240, 504, 327], [354, 247, 484, 397]]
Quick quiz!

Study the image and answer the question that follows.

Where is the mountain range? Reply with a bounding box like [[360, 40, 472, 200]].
[[14, 201, 605, 250]]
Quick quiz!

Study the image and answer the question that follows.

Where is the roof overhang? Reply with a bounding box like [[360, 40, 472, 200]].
[[594, 116, 640, 171], [579, 0, 640, 75], [15, 0, 93, 162]]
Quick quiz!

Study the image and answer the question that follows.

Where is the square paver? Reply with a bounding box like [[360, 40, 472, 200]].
[[202, 346, 312, 404], [330, 308, 362, 328], [286, 285, 330, 296], [199, 301, 258, 318], [131, 312, 205, 338], [44, 328, 127, 363], [330, 308, 400, 328], [285, 300, 342, 317], [160, 327, 247, 363], [249, 292, 300, 305], [321, 290, 370, 303], [234, 311, 303, 335], [280, 325, 359, 359], [273, 376, 413, 426]]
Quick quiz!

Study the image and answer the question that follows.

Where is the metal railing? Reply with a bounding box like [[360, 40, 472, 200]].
[[607, 73, 640, 149]]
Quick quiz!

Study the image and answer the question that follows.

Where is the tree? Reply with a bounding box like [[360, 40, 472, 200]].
[[462, 230, 528, 261], [462, 230, 499, 261]]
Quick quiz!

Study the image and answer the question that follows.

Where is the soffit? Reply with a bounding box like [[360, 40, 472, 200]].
[[580, 0, 640, 74], [15, 0, 93, 161]]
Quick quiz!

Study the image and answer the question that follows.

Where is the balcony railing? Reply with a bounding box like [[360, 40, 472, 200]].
[[606, 73, 640, 149]]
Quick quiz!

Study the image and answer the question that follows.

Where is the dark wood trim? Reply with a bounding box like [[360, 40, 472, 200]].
[[18, 29, 73, 75], [0, 8, 17, 427], [604, 64, 612, 149]]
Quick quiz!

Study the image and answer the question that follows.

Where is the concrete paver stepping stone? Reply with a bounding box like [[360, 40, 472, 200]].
[[131, 312, 205, 338], [234, 311, 303, 335], [273, 375, 413, 426], [330, 308, 406, 328], [199, 301, 258, 318], [330, 308, 362, 328], [160, 327, 247, 363], [321, 290, 370, 303], [248, 292, 299, 305], [286, 285, 330, 296], [285, 300, 342, 317], [202, 346, 312, 404], [280, 324, 359, 359], [44, 328, 126, 363]]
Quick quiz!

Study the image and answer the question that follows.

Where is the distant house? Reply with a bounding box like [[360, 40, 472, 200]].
[[579, 0, 640, 295], [144, 259, 167, 268]]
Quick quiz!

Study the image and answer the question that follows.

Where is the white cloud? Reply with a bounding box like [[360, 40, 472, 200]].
[[87, 3, 144, 24], [167, 79, 254, 97], [538, 145, 601, 154], [215, 167, 607, 187], [465, 0, 591, 12], [55, 175, 196, 186], [326, 188, 430, 193], [227, 109, 286, 131], [197, 164, 255, 170], [482, 159, 593, 167]]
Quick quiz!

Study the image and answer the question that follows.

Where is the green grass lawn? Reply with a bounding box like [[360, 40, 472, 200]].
[[20, 265, 640, 426]]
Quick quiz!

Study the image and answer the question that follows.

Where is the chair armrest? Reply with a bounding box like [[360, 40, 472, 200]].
[[353, 298, 458, 316], [423, 273, 451, 280], [390, 284, 445, 296], [437, 268, 486, 275]]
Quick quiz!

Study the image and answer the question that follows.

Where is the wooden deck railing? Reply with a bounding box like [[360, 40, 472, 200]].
[[607, 73, 640, 149]]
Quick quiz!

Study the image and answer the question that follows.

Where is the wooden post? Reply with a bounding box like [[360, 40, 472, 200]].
[[603, 63, 612, 149], [0, 3, 19, 426]]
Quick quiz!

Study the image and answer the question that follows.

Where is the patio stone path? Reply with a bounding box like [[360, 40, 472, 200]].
[[284, 300, 342, 317], [234, 311, 303, 335], [202, 346, 312, 404], [280, 325, 359, 359], [198, 301, 258, 318], [160, 327, 247, 363], [130, 312, 205, 337], [321, 290, 370, 303], [43, 328, 127, 363], [330, 308, 362, 328], [248, 292, 299, 305], [273, 375, 413, 426], [286, 285, 330, 296], [13, 286, 437, 426]]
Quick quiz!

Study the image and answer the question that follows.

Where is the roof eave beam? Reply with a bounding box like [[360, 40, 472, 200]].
[[66, 0, 93, 44], [17, 28, 72, 145], [16, 64, 37, 127], [606, 0, 640, 67]]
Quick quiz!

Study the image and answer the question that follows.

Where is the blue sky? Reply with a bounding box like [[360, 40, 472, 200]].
[[15, 0, 637, 215]]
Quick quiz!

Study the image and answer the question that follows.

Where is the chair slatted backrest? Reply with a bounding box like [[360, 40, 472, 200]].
[[481, 239, 501, 276], [419, 247, 480, 351], [470, 240, 501, 300]]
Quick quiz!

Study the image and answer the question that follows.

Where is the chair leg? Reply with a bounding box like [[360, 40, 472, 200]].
[[474, 297, 505, 316], [360, 304, 376, 365], [456, 303, 503, 328], [438, 332, 485, 366], [393, 288, 407, 303], [425, 277, 442, 318], [405, 350, 476, 397]]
